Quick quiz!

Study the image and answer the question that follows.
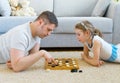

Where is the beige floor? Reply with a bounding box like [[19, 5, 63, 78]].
[[0, 51, 120, 83]]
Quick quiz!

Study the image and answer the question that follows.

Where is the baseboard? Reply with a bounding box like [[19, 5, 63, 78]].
[[40, 47, 83, 51]]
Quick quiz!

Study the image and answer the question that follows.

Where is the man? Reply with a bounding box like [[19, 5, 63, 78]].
[[0, 11, 58, 72]]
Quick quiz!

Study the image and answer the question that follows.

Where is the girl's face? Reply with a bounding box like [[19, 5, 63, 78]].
[[75, 28, 89, 43]]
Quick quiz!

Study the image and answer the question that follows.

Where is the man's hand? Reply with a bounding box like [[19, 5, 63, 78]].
[[42, 50, 57, 64], [6, 60, 13, 69]]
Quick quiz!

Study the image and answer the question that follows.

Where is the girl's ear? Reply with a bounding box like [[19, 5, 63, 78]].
[[85, 30, 90, 35]]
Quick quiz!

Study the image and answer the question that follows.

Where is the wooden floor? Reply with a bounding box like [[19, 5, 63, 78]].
[[40, 47, 83, 51]]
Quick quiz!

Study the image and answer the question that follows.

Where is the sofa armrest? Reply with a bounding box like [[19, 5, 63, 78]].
[[106, 1, 120, 44]]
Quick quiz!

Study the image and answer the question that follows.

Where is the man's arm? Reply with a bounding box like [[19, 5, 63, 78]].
[[10, 49, 44, 72], [8, 48, 54, 72], [29, 43, 40, 54]]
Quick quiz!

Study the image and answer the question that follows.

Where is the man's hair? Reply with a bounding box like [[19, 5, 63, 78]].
[[35, 11, 58, 27]]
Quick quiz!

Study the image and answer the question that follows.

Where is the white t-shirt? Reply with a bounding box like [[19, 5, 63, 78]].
[[0, 22, 41, 63], [85, 35, 120, 63]]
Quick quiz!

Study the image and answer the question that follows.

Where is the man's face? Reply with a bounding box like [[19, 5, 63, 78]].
[[38, 21, 56, 38]]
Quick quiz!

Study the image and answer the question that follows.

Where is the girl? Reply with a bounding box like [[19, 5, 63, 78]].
[[75, 20, 120, 67]]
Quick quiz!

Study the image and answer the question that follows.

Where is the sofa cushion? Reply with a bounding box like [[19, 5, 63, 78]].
[[54, 0, 98, 17], [40, 33, 112, 47], [0, 16, 36, 34], [91, 0, 111, 17], [29, 0, 53, 15], [0, 0, 11, 16], [53, 17, 113, 34]]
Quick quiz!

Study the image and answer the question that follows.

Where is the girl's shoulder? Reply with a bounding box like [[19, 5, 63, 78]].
[[93, 35, 102, 40], [93, 35, 102, 46], [93, 35, 109, 47]]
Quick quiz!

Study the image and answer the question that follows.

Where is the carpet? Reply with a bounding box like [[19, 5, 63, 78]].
[[0, 51, 120, 83]]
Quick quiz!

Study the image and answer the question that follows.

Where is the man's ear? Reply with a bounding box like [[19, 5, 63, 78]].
[[38, 18, 44, 25]]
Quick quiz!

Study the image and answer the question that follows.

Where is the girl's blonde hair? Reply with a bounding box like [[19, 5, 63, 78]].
[[75, 20, 102, 37]]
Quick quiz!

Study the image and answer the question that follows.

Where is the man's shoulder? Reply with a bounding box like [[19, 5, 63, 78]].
[[10, 22, 30, 33], [15, 22, 29, 29]]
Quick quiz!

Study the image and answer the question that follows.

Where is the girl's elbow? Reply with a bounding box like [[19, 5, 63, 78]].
[[92, 62, 101, 67]]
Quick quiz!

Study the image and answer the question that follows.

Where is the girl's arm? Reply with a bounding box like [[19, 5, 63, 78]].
[[83, 44, 90, 58], [82, 40, 104, 67]]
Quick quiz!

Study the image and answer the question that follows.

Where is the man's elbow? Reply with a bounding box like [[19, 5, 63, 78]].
[[12, 67, 23, 72], [12, 65, 25, 72]]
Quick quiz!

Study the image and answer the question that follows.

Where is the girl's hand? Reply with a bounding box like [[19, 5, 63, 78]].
[[98, 60, 104, 67], [91, 60, 104, 67], [81, 53, 87, 60]]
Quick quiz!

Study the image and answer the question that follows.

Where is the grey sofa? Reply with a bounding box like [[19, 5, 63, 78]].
[[0, 0, 120, 48]]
